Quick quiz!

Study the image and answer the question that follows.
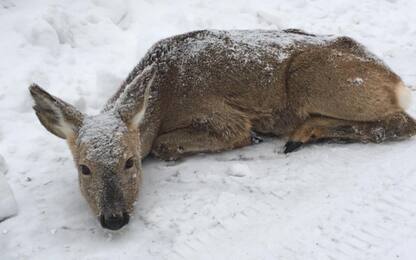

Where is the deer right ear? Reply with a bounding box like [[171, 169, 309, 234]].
[[29, 84, 84, 139], [115, 64, 157, 129]]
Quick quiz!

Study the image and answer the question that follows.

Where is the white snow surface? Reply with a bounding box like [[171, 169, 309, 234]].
[[2, 0, 416, 259], [0, 155, 18, 222]]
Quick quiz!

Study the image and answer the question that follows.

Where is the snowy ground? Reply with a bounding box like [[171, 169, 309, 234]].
[[1, 0, 416, 259]]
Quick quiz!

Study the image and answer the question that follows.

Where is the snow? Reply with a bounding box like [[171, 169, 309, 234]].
[[226, 163, 252, 177], [1, 0, 416, 259], [349, 77, 365, 86], [154, 29, 336, 64], [0, 155, 17, 222], [79, 112, 128, 165]]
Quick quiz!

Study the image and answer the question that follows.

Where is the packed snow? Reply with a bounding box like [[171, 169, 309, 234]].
[[2, 0, 416, 259]]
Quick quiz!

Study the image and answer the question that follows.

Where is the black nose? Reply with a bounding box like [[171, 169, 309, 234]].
[[99, 212, 130, 230]]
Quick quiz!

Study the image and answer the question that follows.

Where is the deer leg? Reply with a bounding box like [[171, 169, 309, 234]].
[[151, 128, 259, 161], [284, 112, 416, 153], [151, 109, 257, 160]]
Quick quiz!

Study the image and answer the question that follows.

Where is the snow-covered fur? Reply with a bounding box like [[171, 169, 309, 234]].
[[29, 29, 416, 230]]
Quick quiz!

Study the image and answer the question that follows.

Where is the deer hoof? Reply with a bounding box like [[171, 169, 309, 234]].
[[250, 131, 263, 144], [284, 141, 303, 153]]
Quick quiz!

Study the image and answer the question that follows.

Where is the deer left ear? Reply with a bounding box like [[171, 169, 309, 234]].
[[29, 84, 84, 139], [115, 64, 156, 129]]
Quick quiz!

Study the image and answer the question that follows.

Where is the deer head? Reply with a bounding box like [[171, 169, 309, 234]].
[[29, 66, 155, 230]]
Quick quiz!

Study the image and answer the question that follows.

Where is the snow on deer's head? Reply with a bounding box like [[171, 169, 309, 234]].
[[29, 66, 155, 230]]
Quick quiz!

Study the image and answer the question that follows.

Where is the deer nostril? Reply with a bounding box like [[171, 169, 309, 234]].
[[99, 212, 129, 230], [100, 214, 106, 227], [123, 212, 130, 224]]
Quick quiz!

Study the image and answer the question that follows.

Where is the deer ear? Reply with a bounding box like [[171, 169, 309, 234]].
[[29, 84, 84, 139], [115, 64, 157, 129]]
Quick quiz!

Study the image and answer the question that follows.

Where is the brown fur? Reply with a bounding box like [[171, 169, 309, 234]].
[[29, 29, 416, 229]]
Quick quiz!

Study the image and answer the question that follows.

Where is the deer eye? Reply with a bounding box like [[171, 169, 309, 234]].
[[80, 165, 91, 176], [125, 157, 134, 169]]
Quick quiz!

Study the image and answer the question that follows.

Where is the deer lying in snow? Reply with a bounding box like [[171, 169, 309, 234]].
[[30, 29, 415, 230]]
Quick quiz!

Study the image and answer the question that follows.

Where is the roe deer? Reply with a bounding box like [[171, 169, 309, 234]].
[[29, 29, 415, 230]]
